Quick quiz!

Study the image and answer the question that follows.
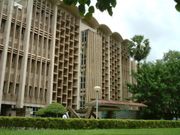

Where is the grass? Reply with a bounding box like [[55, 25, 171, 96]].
[[0, 128, 180, 135]]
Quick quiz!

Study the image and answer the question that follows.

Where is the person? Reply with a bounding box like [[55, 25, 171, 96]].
[[62, 113, 67, 119], [65, 111, 69, 118]]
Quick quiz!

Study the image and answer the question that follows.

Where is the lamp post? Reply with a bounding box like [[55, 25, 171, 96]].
[[94, 86, 101, 119]]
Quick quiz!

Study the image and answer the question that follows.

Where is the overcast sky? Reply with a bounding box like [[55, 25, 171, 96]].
[[93, 0, 180, 61]]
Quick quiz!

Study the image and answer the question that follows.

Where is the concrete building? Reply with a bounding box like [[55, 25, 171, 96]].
[[0, 0, 136, 116]]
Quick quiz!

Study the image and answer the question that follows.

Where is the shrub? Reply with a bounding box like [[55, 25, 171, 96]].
[[0, 117, 179, 129], [35, 103, 67, 117]]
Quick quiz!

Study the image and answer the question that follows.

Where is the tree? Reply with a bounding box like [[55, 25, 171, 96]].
[[48, 0, 179, 16], [36, 103, 67, 117], [128, 50, 180, 120], [124, 35, 151, 69], [175, 0, 180, 12], [47, 0, 117, 17], [163, 50, 180, 61]]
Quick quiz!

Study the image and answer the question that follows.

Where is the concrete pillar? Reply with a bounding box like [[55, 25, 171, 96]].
[[76, 20, 82, 109], [17, 0, 33, 108], [0, 0, 14, 113], [107, 37, 111, 100], [128, 58, 132, 98], [47, 5, 57, 105], [120, 43, 123, 100]]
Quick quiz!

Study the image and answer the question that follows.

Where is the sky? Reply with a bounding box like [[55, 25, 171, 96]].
[[93, 0, 180, 61]]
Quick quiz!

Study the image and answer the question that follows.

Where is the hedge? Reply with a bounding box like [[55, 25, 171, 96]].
[[0, 117, 179, 129]]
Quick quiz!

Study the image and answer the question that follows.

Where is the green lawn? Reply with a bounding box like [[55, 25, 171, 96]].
[[0, 128, 180, 135]]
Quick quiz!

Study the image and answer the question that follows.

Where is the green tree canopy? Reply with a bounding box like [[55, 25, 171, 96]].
[[128, 50, 180, 120], [48, 0, 179, 16], [163, 50, 180, 61], [175, 0, 180, 12], [36, 103, 67, 117], [47, 0, 116, 17]]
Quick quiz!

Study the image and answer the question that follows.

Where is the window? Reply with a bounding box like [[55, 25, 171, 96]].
[[21, 28, 25, 40], [3, 81, 7, 94], [15, 84, 19, 95], [0, 19, 6, 33], [80, 76, 86, 89], [15, 26, 20, 39], [11, 54, 16, 69], [80, 96, 85, 108], [81, 30, 88, 43], [35, 87, 38, 98], [29, 86, 33, 97], [40, 88, 43, 100], [44, 89, 47, 101]]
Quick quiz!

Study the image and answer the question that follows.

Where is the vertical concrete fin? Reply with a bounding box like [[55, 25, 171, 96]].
[[0, 0, 14, 113], [107, 36, 111, 100], [47, 5, 57, 105], [120, 43, 123, 100], [17, 0, 33, 108]]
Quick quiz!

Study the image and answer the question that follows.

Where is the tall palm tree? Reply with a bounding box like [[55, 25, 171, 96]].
[[125, 35, 151, 69]]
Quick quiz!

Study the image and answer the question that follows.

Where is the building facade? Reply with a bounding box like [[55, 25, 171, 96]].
[[0, 0, 136, 116]]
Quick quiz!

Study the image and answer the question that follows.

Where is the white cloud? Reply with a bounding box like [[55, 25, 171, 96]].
[[93, 0, 180, 61]]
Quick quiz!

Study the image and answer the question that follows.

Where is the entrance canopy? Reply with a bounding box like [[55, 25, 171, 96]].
[[86, 100, 147, 111]]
